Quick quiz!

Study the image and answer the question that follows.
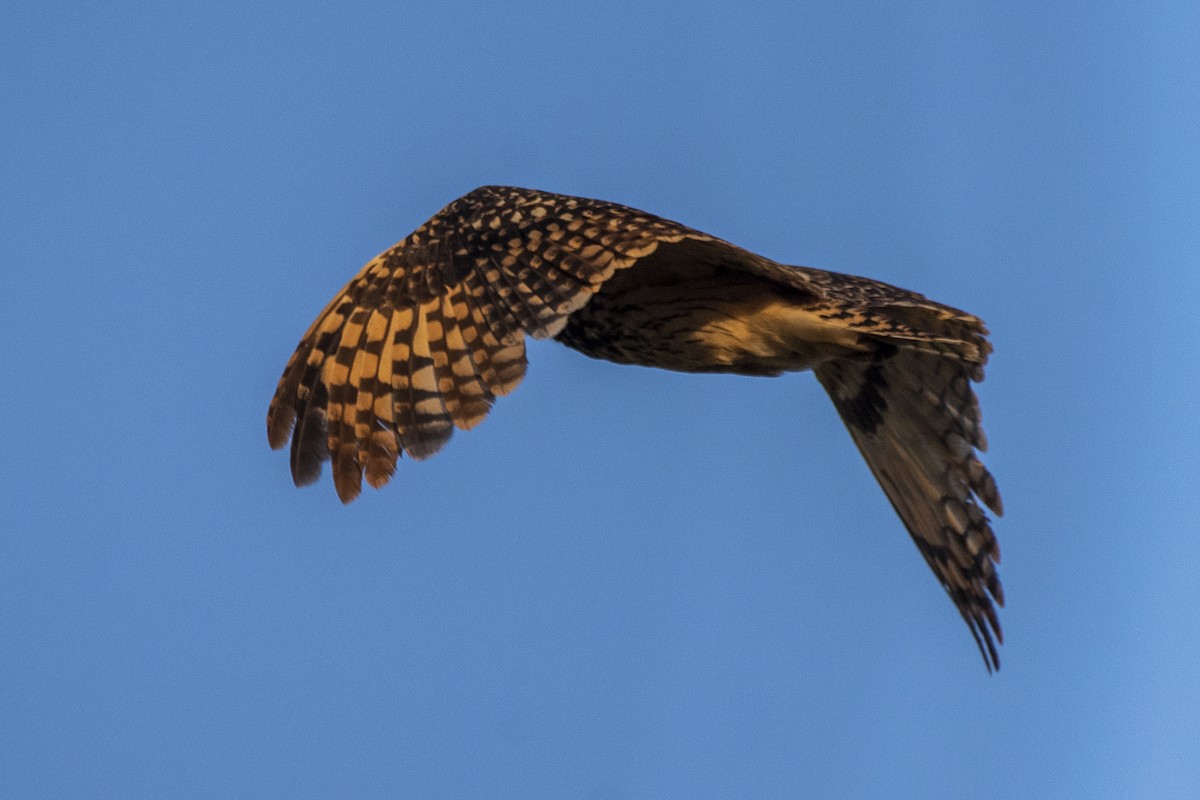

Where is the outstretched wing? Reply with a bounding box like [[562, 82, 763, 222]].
[[814, 303, 1004, 670], [266, 186, 771, 502]]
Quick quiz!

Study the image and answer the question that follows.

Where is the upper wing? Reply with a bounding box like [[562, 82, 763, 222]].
[[266, 186, 784, 502], [814, 301, 1004, 670]]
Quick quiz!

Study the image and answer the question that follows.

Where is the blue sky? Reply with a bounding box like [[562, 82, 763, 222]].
[[3, 1, 1198, 797]]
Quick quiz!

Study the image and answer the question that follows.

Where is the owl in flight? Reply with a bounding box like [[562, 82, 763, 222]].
[[267, 186, 1004, 670]]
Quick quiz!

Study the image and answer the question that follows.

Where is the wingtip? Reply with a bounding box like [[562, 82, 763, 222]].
[[266, 399, 295, 451], [968, 616, 1003, 674], [364, 430, 399, 489], [333, 443, 364, 504]]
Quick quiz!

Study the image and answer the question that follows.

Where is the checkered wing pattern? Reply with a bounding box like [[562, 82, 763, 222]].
[[266, 186, 720, 502]]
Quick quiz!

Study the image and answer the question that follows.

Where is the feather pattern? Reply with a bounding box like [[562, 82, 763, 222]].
[[815, 327, 1003, 670], [267, 186, 1005, 669]]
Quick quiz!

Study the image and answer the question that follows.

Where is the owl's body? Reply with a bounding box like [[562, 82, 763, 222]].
[[268, 186, 1004, 670], [557, 255, 861, 375]]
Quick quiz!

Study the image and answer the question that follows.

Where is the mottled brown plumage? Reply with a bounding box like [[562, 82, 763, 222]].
[[267, 186, 1004, 670]]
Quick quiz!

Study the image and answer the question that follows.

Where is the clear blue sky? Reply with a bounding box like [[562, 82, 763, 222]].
[[3, 2, 1198, 797]]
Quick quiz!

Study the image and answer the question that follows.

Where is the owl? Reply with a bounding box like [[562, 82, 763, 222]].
[[268, 187, 1004, 669]]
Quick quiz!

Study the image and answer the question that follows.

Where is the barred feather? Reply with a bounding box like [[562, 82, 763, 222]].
[[267, 185, 1005, 670]]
